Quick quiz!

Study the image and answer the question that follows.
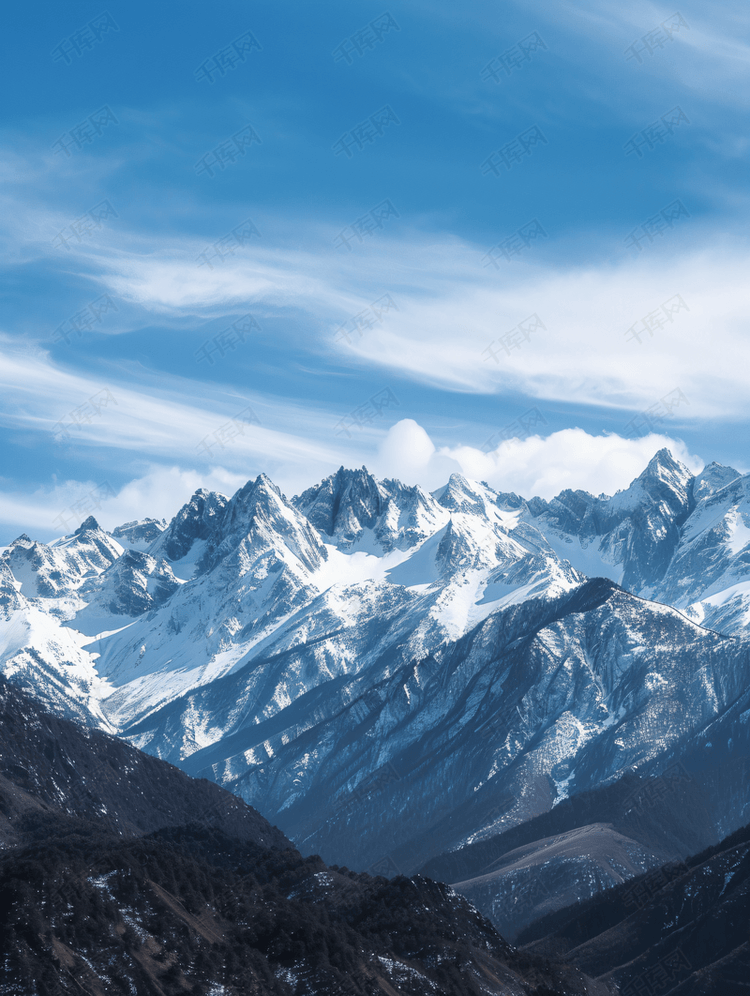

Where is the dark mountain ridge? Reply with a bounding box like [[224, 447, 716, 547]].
[[0, 678, 607, 995], [518, 817, 750, 994], [0, 676, 286, 850]]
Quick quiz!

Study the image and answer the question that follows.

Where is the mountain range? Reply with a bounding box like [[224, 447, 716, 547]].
[[3, 448, 750, 941]]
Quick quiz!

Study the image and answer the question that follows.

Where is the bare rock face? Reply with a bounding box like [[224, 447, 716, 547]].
[[294, 464, 448, 552], [148, 488, 228, 563]]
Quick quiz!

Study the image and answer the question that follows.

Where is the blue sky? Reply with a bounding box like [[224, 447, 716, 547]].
[[1, 0, 749, 541]]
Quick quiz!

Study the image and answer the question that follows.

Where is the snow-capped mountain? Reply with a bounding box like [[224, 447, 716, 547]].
[[110, 515, 167, 550], [4, 517, 122, 598], [0, 518, 124, 729], [515, 449, 750, 634], [83, 469, 580, 746], [294, 465, 449, 552], [3, 451, 750, 923]]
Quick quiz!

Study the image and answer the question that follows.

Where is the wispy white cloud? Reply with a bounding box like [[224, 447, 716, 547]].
[[19, 219, 747, 423], [403, 0, 750, 129], [340, 245, 750, 419], [508, 0, 750, 111], [0, 339, 351, 467]]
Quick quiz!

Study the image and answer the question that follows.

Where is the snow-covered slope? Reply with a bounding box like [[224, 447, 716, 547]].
[[0, 520, 123, 728], [5, 517, 122, 598], [99, 469, 581, 749], [652, 469, 750, 632], [173, 578, 749, 871], [89, 475, 334, 728]]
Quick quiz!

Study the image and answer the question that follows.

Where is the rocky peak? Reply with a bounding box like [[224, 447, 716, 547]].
[[152, 488, 229, 563], [609, 448, 693, 521], [639, 448, 693, 492], [111, 517, 167, 550], [214, 474, 290, 541], [294, 466, 385, 539], [435, 474, 496, 516], [549, 489, 594, 516], [691, 461, 742, 502], [491, 490, 528, 513], [226, 472, 284, 512], [74, 515, 104, 536], [200, 473, 327, 574], [295, 468, 450, 553], [9, 534, 33, 548]]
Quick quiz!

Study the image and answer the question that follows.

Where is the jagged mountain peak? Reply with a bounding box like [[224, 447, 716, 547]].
[[231, 471, 284, 504], [149, 486, 229, 564], [111, 516, 167, 551], [198, 471, 327, 576], [75, 514, 101, 534], [329, 463, 380, 486], [294, 465, 445, 553], [293, 465, 385, 538], [640, 447, 692, 486], [113, 517, 165, 532], [539, 488, 598, 523], [220, 472, 301, 531], [3, 521, 123, 601], [435, 473, 499, 517], [608, 448, 692, 517], [691, 460, 742, 501], [9, 533, 33, 548]]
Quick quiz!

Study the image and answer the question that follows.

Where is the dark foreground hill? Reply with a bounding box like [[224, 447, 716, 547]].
[[0, 680, 606, 995], [518, 819, 750, 995], [0, 675, 287, 851], [417, 769, 721, 940]]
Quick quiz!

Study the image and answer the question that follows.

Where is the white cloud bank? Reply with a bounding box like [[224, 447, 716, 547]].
[[0, 420, 704, 542], [373, 419, 704, 497]]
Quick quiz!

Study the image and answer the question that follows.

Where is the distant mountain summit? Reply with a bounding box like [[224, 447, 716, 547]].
[[294, 465, 448, 551], [112, 516, 168, 550]]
